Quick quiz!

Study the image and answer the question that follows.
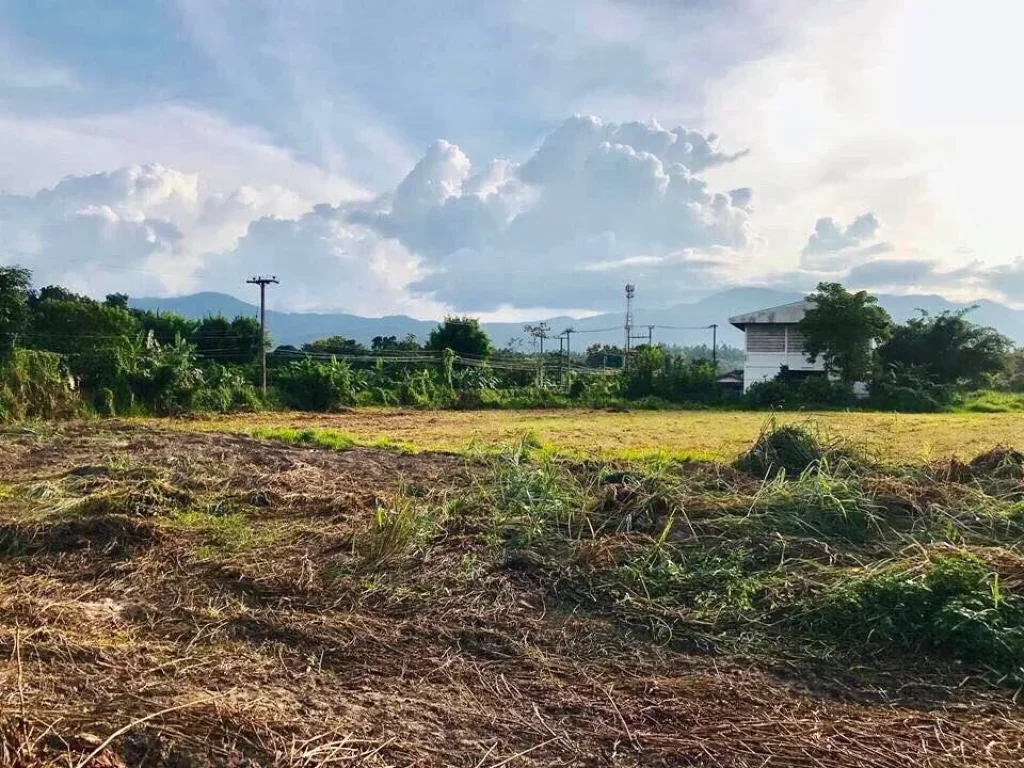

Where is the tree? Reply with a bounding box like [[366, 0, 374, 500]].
[[133, 309, 199, 347], [371, 334, 420, 352], [193, 315, 263, 366], [879, 309, 1012, 388], [0, 266, 32, 360], [584, 344, 625, 368], [302, 336, 368, 356], [28, 291, 139, 383], [105, 293, 130, 310], [426, 317, 492, 359], [799, 282, 892, 384]]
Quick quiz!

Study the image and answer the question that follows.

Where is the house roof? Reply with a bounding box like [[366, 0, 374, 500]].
[[728, 300, 812, 330]]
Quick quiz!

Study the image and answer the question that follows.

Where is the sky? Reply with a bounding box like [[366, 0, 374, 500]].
[[0, 0, 1021, 319]]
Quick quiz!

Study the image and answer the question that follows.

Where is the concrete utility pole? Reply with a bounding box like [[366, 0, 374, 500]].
[[710, 323, 718, 368], [624, 284, 635, 369], [246, 275, 279, 395], [562, 327, 575, 391]]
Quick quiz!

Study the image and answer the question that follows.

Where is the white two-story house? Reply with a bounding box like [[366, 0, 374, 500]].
[[728, 300, 824, 392]]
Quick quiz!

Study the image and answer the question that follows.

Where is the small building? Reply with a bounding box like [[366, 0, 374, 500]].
[[728, 300, 824, 392], [715, 368, 745, 392]]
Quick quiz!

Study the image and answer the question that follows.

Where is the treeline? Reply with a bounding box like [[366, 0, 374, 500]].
[[0, 266, 1021, 418]]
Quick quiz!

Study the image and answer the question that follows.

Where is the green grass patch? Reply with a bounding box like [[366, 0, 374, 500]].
[[957, 390, 1024, 413], [251, 426, 420, 453], [800, 551, 1024, 673], [165, 508, 260, 552]]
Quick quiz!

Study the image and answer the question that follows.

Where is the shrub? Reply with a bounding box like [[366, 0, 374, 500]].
[[805, 552, 1024, 670], [0, 349, 79, 420], [870, 365, 953, 413], [191, 364, 262, 413], [275, 358, 361, 411]]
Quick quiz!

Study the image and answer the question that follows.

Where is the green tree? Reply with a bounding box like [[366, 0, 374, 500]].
[[132, 309, 199, 347], [584, 344, 625, 368], [0, 266, 32, 360], [104, 293, 130, 310], [799, 283, 892, 384], [28, 291, 139, 384], [371, 334, 420, 352], [193, 315, 263, 365], [302, 336, 368, 356], [879, 309, 1012, 388], [426, 317, 492, 359]]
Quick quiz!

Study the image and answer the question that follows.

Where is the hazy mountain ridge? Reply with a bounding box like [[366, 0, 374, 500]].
[[130, 289, 1024, 348]]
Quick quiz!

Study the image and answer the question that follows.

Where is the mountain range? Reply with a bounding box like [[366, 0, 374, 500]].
[[130, 289, 1024, 350]]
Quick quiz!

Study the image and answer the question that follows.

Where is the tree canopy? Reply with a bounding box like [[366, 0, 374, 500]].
[[879, 309, 1012, 387], [799, 282, 893, 384], [302, 336, 369, 356], [426, 317, 492, 359], [371, 334, 420, 352], [0, 266, 32, 360]]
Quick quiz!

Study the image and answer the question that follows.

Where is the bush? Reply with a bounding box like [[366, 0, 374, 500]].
[[805, 552, 1024, 670], [0, 349, 79, 421], [191, 364, 262, 413], [870, 365, 953, 412], [275, 358, 361, 411], [745, 375, 854, 409]]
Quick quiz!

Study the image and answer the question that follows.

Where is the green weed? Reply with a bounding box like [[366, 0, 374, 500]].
[[801, 551, 1024, 671]]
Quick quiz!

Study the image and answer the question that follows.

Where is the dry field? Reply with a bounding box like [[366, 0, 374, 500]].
[[2, 420, 1024, 766], [165, 407, 1024, 460]]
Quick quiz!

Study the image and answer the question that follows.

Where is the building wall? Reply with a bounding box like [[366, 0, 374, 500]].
[[742, 323, 824, 392]]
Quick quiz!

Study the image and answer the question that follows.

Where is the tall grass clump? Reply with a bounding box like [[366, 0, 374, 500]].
[[749, 460, 883, 542], [735, 417, 862, 478], [355, 492, 442, 570], [482, 435, 590, 551]]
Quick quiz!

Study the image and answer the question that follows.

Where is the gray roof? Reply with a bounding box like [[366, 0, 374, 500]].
[[729, 300, 812, 330]]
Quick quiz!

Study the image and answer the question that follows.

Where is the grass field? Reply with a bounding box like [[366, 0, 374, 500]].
[[163, 407, 1024, 461], [4, 421, 1024, 765]]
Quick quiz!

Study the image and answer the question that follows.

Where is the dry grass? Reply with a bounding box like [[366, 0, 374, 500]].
[[148, 408, 1024, 461], [2, 423, 1024, 766]]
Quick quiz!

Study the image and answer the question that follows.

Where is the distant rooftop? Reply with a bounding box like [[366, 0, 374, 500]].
[[729, 300, 813, 330]]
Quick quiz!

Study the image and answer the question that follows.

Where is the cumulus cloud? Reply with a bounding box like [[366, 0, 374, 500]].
[[0, 163, 317, 298], [200, 205, 438, 316], [0, 164, 199, 295], [801, 212, 891, 270], [352, 115, 752, 310], [0, 115, 759, 313]]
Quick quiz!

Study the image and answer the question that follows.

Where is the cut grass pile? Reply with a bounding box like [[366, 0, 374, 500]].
[[2, 421, 1024, 766], [458, 423, 1024, 675]]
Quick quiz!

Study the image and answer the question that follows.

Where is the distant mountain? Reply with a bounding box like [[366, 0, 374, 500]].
[[130, 289, 1024, 349]]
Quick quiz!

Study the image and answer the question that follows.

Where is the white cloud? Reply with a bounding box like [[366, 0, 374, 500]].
[[356, 115, 752, 310], [0, 104, 365, 204], [200, 205, 439, 317], [0, 163, 319, 298], [802, 211, 890, 268]]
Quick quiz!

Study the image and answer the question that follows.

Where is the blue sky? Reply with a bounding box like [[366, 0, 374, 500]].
[[1, 0, 1021, 318]]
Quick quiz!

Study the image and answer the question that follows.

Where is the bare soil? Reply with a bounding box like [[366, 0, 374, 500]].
[[1, 423, 1021, 767]]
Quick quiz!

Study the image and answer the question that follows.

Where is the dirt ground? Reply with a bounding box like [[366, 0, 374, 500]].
[[1, 423, 1022, 767]]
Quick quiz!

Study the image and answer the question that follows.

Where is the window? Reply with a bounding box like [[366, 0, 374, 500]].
[[746, 324, 786, 353], [787, 327, 808, 354]]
